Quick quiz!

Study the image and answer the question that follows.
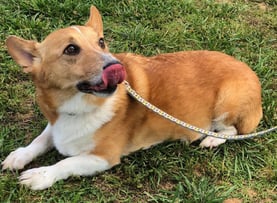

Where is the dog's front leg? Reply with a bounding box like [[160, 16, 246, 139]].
[[19, 154, 110, 190], [2, 123, 53, 170]]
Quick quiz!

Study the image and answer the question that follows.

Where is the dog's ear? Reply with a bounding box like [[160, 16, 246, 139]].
[[85, 6, 104, 37], [6, 36, 40, 73]]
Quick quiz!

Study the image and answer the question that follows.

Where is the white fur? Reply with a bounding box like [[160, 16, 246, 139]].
[[2, 123, 53, 170], [19, 155, 109, 190], [53, 92, 116, 156], [2, 92, 116, 190], [71, 26, 83, 34], [200, 113, 237, 148]]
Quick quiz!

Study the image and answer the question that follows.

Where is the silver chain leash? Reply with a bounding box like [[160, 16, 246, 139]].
[[124, 81, 277, 140]]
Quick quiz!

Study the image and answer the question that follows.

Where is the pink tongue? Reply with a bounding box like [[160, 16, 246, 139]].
[[102, 64, 126, 88]]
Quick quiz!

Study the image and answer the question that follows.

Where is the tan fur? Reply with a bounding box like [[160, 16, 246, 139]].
[[6, 6, 262, 167]]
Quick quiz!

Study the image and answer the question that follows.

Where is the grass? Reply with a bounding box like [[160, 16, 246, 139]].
[[0, 0, 276, 202]]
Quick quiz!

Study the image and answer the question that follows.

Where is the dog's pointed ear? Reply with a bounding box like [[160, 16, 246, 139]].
[[85, 6, 104, 37], [6, 36, 40, 73]]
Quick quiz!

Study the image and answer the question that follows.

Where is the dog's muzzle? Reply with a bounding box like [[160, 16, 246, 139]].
[[76, 63, 126, 97]]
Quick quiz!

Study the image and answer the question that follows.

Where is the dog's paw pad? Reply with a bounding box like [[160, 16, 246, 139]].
[[2, 147, 33, 170], [200, 137, 226, 148]]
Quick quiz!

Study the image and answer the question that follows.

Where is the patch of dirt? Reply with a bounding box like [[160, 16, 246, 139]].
[[259, 198, 273, 203], [215, 0, 233, 4], [223, 198, 243, 203], [246, 189, 257, 198], [257, 3, 267, 11], [193, 164, 205, 177], [160, 180, 175, 190]]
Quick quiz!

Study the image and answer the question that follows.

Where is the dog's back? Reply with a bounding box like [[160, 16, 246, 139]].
[[115, 51, 262, 149]]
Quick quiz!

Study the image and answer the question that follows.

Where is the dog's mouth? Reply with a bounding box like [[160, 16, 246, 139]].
[[76, 63, 126, 97]]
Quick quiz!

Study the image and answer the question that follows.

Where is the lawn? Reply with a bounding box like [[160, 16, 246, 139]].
[[0, 0, 276, 202]]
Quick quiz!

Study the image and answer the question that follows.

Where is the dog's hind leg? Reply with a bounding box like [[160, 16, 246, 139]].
[[199, 126, 237, 148], [199, 114, 237, 148], [200, 76, 262, 148], [2, 123, 53, 170]]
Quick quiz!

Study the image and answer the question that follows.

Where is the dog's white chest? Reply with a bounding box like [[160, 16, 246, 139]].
[[52, 93, 115, 156]]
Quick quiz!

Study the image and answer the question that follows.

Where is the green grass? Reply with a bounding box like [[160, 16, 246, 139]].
[[0, 0, 276, 202]]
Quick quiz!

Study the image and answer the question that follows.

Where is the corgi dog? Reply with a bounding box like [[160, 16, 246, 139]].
[[2, 6, 262, 190]]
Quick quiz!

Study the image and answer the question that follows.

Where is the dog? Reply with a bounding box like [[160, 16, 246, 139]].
[[2, 6, 262, 190]]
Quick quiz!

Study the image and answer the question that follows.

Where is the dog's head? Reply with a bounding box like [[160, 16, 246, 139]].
[[6, 6, 126, 97]]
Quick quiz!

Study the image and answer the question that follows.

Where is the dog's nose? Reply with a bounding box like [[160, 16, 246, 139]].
[[101, 54, 120, 70], [103, 61, 122, 70]]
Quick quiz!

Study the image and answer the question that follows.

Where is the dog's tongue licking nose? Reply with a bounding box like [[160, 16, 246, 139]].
[[102, 64, 126, 88]]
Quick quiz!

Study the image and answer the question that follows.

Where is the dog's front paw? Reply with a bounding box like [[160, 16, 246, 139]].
[[19, 166, 57, 190], [2, 147, 34, 170], [200, 137, 226, 148]]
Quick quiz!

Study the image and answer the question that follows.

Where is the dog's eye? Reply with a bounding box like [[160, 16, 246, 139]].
[[63, 44, 80, 55], [98, 38, 105, 49]]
